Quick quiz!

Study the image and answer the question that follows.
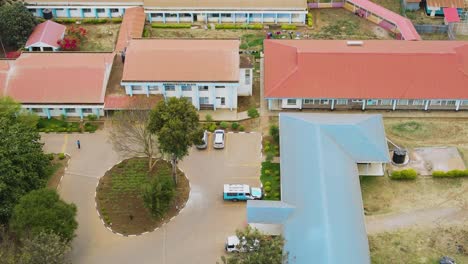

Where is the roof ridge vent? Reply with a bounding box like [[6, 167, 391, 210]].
[[347, 41, 363, 47]]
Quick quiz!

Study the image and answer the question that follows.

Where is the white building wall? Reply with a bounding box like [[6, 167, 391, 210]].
[[23, 104, 104, 118], [70, 9, 81, 17], [122, 82, 241, 110], [238, 68, 253, 96], [281, 99, 302, 109], [56, 8, 67, 17]]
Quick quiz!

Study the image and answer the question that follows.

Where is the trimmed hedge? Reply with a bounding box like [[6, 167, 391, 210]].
[[281, 24, 297, 30], [307, 13, 313, 27], [151, 23, 192, 28], [54, 18, 78, 24], [215, 24, 263, 30], [432, 169, 468, 178], [82, 18, 108, 24], [390, 169, 417, 180]]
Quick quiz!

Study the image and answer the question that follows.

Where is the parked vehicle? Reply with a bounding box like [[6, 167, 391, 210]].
[[223, 184, 262, 201], [196, 130, 208, 149], [225, 235, 260, 253], [213, 129, 225, 149]]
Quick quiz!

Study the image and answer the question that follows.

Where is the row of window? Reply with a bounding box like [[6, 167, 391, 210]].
[[291, 99, 465, 106], [184, 97, 226, 105], [32, 108, 94, 113], [30, 8, 120, 13], [132, 85, 225, 92]]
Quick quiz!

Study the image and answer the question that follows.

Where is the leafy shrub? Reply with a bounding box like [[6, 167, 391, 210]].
[[432, 170, 468, 178], [239, 125, 245, 132], [46, 153, 55, 160], [57, 127, 67, 133], [307, 13, 313, 27], [264, 186, 272, 192], [220, 121, 229, 129], [205, 114, 213, 122], [266, 152, 274, 162], [142, 177, 175, 218], [231, 122, 239, 130], [87, 114, 97, 121], [143, 27, 150, 37], [281, 24, 297, 30], [390, 169, 417, 180], [269, 125, 280, 144], [84, 122, 97, 133], [151, 23, 191, 28], [215, 24, 263, 30], [264, 181, 272, 186], [247, 107, 259, 118], [58, 153, 65, 160], [208, 123, 217, 132]]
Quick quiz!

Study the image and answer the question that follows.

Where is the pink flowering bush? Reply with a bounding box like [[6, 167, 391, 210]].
[[57, 26, 88, 51]]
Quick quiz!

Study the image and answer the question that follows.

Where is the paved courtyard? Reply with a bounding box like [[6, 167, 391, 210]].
[[41, 130, 262, 264]]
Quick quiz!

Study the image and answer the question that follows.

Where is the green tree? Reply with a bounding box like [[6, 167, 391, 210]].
[[148, 97, 201, 185], [142, 176, 175, 218], [247, 107, 259, 118], [269, 125, 280, 145], [0, 2, 37, 48], [10, 189, 78, 242], [18, 231, 71, 264], [220, 226, 287, 264], [0, 97, 48, 224]]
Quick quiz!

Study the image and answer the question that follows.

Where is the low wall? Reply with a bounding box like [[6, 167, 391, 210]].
[[308, 2, 345, 8]]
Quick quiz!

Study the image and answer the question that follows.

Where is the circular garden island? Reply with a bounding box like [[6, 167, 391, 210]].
[[96, 158, 189, 235]]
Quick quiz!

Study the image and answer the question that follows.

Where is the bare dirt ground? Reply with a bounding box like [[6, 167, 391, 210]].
[[79, 23, 120, 52]]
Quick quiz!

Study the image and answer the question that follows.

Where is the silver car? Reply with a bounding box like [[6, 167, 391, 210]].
[[213, 130, 225, 149], [196, 130, 208, 149]]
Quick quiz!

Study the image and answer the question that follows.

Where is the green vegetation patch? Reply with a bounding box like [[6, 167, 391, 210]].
[[369, 227, 468, 263], [215, 23, 263, 30], [37, 118, 81, 133], [390, 169, 418, 180], [433, 169, 468, 178], [260, 162, 281, 200]]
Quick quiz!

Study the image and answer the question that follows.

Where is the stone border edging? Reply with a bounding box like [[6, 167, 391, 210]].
[[94, 158, 191, 237]]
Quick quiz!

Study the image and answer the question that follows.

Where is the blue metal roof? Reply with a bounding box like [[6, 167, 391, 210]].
[[247, 113, 390, 264]]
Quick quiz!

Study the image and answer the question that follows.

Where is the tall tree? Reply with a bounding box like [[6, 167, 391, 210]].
[[148, 97, 201, 185], [220, 226, 287, 264], [0, 2, 37, 48], [0, 97, 48, 224], [10, 188, 78, 242], [109, 98, 162, 171], [18, 231, 71, 264]]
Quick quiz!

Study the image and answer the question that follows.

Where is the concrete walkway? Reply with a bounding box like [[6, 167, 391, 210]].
[[41, 131, 262, 264], [198, 109, 251, 121]]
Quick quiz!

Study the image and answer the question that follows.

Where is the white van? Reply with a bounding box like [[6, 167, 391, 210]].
[[213, 129, 225, 149]]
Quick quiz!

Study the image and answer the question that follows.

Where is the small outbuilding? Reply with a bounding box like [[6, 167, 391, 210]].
[[25, 20, 66, 52], [425, 0, 464, 16]]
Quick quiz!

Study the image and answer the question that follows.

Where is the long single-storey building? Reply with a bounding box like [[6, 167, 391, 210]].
[[1, 53, 113, 119], [247, 113, 390, 264], [264, 40, 468, 111], [121, 39, 253, 110], [25, 0, 307, 24]]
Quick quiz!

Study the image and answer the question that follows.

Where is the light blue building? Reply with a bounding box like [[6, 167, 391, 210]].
[[247, 113, 390, 264]]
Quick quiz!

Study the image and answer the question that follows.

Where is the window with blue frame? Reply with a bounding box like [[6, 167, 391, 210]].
[[181, 85, 192, 91]]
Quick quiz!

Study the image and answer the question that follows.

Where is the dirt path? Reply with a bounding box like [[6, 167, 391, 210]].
[[366, 206, 468, 234]]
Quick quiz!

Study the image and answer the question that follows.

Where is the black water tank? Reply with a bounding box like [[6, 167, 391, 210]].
[[43, 9, 53, 19], [392, 149, 407, 164]]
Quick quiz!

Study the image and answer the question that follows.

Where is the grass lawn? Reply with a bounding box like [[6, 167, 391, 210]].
[[260, 162, 281, 200], [369, 226, 468, 263], [370, 0, 401, 14], [96, 158, 189, 235], [79, 23, 120, 52], [46, 154, 69, 189], [406, 9, 445, 25]]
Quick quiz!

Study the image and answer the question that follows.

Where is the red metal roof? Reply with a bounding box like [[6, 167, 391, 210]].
[[4, 53, 113, 104], [25, 20, 66, 49], [443, 7, 460, 22], [427, 0, 464, 8], [264, 40, 468, 100], [115, 7, 146, 53], [122, 39, 240, 82], [348, 0, 421, 41]]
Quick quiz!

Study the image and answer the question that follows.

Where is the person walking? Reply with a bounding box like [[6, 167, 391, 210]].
[[77, 139, 81, 149]]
